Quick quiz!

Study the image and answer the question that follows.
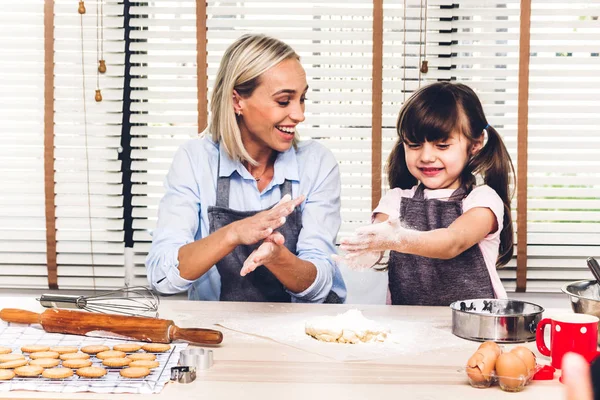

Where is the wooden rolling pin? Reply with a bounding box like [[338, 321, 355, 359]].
[[0, 308, 223, 345]]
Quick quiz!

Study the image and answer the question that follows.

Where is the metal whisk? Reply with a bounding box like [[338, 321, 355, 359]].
[[37, 286, 160, 317]]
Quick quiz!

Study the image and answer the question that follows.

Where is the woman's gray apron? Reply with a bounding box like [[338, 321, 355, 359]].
[[388, 184, 495, 306], [207, 155, 341, 303]]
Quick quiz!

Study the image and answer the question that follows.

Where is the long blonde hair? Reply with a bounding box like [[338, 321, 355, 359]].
[[208, 34, 300, 165]]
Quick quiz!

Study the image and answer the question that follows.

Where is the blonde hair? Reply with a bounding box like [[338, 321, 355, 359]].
[[208, 34, 300, 165]]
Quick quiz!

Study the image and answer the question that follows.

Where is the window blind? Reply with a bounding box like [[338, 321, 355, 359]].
[[521, 0, 600, 292], [53, 0, 126, 289], [0, 1, 47, 288], [128, 1, 200, 286]]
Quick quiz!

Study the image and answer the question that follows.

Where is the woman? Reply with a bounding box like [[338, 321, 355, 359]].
[[146, 34, 346, 303]]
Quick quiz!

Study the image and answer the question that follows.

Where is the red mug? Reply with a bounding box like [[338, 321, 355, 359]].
[[536, 313, 599, 369]]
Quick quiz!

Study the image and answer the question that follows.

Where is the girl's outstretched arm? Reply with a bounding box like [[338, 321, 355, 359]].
[[340, 207, 497, 260]]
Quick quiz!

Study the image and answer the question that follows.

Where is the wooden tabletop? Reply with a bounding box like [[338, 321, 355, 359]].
[[0, 297, 569, 399]]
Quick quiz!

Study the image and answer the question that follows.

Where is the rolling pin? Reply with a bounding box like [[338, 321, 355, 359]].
[[0, 308, 223, 345]]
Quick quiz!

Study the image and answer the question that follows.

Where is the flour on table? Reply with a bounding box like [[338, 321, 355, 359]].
[[305, 309, 389, 344]]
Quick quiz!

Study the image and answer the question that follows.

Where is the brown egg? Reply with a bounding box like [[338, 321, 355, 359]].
[[466, 347, 498, 383], [510, 346, 537, 375], [478, 341, 502, 358], [495, 352, 528, 391]]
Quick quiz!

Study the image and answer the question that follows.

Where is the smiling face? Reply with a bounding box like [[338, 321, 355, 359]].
[[234, 58, 307, 160], [404, 130, 480, 190]]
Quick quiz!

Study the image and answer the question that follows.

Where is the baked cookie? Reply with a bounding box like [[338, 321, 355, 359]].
[[141, 343, 171, 353], [129, 360, 159, 369], [30, 358, 60, 368], [102, 357, 132, 368], [96, 350, 126, 360], [14, 365, 43, 377], [60, 352, 90, 361], [0, 346, 12, 355], [62, 359, 93, 369], [30, 351, 59, 360], [119, 367, 151, 378], [127, 353, 156, 361], [42, 367, 74, 379], [81, 345, 110, 354], [20, 345, 50, 353], [76, 366, 107, 378], [49, 346, 79, 354], [0, 369, 15, 380], [113, 343, 142, 353], [0, 359, 28, 369], [0, 353, 25, 362]]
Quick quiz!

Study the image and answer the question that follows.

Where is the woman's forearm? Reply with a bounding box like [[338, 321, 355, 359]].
[[177, 223, 239, 280], [265, 248, 317, 293]]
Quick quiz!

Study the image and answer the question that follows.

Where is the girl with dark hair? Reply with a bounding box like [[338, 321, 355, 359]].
[[336, 82, 515, 306]]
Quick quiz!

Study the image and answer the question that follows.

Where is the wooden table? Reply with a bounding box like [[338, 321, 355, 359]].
[[0, 297, 568, 399]]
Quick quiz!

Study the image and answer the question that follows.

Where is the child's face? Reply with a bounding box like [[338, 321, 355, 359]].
[[403, 130, 476, 190]]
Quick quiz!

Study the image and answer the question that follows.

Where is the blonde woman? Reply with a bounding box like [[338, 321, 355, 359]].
[[146, 34, 346, 303]]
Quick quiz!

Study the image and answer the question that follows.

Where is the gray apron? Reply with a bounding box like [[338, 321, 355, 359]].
[[207, 153, 342, 303], [388, 184, 495, 306]]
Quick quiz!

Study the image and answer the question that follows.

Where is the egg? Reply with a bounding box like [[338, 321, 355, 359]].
[[495, 352, 528, 391], [510, 346, 537, 376], [466, 346, 498, 386], [478, 341, 502, 358]]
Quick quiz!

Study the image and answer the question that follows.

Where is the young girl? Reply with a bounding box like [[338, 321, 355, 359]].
[[338, 82, 515, 306]]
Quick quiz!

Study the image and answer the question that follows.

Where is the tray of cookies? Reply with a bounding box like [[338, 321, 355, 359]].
[[0, 320, 187, 394]]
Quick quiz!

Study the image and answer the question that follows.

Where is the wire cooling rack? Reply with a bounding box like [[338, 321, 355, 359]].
[[0, 320, 186, 394]]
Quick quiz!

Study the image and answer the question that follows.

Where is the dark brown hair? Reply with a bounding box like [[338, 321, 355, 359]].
[[386, 82, 515, 267]]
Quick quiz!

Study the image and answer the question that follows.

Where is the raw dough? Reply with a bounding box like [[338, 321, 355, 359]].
[[305, 309, 389, 344]]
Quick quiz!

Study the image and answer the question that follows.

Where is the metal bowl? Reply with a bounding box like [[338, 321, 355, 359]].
[[449, 299, 544, 343], [562, 279, 600, 344]]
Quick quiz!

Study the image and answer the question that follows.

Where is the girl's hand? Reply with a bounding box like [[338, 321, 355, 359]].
[[240, 231, 286, 276], [332, 251, 383, 270], [340, 218, 416, 253], [228, 194, 305, 246]]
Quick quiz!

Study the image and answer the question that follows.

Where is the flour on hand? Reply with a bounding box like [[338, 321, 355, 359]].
[[305, 309, 390, 344]]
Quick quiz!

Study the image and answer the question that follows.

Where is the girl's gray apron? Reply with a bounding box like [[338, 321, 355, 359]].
[[208, 154, 342, 303], [388, 184, 495, 306]]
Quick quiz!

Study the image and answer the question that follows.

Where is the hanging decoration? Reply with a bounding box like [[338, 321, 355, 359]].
[[402, 0, 407, 103], [95, 0, 105, 101], [77, 0, 98, 290], [418, 0, 429, 85]]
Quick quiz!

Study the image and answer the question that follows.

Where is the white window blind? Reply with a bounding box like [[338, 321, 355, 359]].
[[522, 0, 600, 292], [129, 1, 200, 286], [0, 1, 47, 288], [53, 0, 126, 289]]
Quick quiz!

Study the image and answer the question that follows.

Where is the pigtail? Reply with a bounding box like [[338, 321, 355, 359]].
[[387, 142, 416, 189], [468, 125, 515, 267]]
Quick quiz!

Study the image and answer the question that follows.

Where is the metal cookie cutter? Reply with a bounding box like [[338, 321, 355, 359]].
[[170, 366, 196, 384], [179, 347, 214, 370]]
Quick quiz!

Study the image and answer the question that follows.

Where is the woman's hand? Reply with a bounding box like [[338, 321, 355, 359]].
[[227, 194, 305, 247], [339, 217, 417, 254], [240, 231, 285, 276]]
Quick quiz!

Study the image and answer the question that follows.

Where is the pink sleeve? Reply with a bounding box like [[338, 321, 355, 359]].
[[372, 188, 401, 220], [372, 188, 417, 221], [462, 185, 505, 239]]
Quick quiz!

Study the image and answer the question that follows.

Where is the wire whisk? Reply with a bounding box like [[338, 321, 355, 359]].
[[37, 286, 160, 317]]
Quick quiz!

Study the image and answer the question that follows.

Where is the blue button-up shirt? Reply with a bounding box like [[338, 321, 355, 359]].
[[145, 135, 346, 303]]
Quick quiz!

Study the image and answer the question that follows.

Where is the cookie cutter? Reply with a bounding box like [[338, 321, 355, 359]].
[[179, 347, 214, 370], [170, 366, 196, 384]]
